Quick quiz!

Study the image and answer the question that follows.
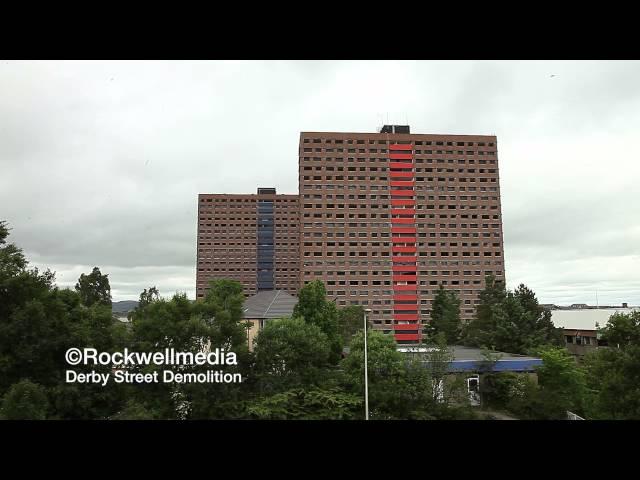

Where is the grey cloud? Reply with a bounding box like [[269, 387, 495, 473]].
[[1, 61, 639, 303]]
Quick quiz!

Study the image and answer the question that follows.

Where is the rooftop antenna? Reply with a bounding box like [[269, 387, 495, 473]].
[[596, 290, 599, 309]]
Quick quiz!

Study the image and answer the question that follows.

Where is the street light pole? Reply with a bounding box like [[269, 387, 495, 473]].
[[364, 308, 372, 420]]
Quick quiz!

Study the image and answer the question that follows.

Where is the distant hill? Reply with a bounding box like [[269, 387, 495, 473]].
[[112, 300, 139, 315]]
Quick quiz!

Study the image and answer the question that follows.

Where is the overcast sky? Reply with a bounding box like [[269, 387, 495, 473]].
[[1, 60, 639, 305]]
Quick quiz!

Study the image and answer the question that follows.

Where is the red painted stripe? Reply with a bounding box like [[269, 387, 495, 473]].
[[393, 274, 417, 281], [391, 199, 415, 206], [389, 143, 416, 322], [389, 171, 414, 178], [393, 286, 417, 293], [390, 190, 415, 197], [391, 237, 416, 243], [393, 313, 419, 321], [389, 162, 413, 169], [392, 265, 417, 272], [389, 153, 413, 160], [392, 323, 421, 330], [391, 227, 416, 234], [391, 218, 415, 225], [392, 246, 417, 253], [391, 208, 416, 215], [392, 256, 417, 263], [394, 294, 418, 301], [390, 180, 415, 187], [393, 304, 418, 311], [394, 334, 420, 341]]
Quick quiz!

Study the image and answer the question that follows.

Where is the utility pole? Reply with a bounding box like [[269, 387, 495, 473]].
[[364, 308, 372, 420]]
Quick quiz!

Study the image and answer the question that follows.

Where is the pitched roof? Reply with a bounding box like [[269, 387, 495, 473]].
[[243, 290, 297, 320]]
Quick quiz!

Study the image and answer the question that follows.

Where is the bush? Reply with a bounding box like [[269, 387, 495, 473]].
[[1, 380, 49, 420]]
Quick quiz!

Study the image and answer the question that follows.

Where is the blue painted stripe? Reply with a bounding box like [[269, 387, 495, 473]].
[[447, 359, 543, 373]]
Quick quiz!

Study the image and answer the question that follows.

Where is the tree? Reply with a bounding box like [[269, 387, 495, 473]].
[[110, 399, 158, 420], [586, 310, 640, 418], [0, 220, 27, 278], [75, 267, 112, 307], [429, 286, 461, 344], [491, 292, 531, 354], [599, 310, 640, 347], [187, 280, 254, 419], [137, 286, 160, 309], [463, 276, 562, 355], [337, 305, 364, 346], [1, 380, 49, 420], [513, 284, 563, 348], [247, 387, 361, 420], [253, 317, 331, 391], [293, 280, 343, 364], [197, 279, 248, 352], [581, 311, 640, 419], [532, 346, 587, 419], [481, 371, 534, 414], [129, 291, 213, 419], [0, 223, 58, 386], [341, 329, 406, 419], [342, 330, 474, 419], [463, 273, 506, 349], [482, 347, 587, 420]]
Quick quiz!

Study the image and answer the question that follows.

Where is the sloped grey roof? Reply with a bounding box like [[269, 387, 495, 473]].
[[243, 290, 297, 320]]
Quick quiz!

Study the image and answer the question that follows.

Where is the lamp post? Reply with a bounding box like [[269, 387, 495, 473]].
[[244, 307, 250, 349], [364, 308, 372, 420]]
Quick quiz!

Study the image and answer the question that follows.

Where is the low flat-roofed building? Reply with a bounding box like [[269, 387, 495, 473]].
[[398, 345, 542, 406], [398, 345, 543, 373], [551, 307, 639, 357]]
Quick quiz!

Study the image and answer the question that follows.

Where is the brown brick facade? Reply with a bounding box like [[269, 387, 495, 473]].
[[196, 127, 505, 345], [196, 190, 299, 298], [298, 129, 505, 343]]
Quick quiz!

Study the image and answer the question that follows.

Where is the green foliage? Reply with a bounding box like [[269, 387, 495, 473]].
[[0, 221, 27, 278], [1, 380, 49, 420], [110, 399, 158, 420], [487, 347, 587, 419], [253, 317, 331, 390], [428, 286, 461, 344], [580, 311, 640, 419], [482, 372, 530, 409], [247, 387, 361, 420], [75, 267, 112, 307], [127, 281, 252, 419], [479, 346, 588, 420], [337, 305, 364, 346], [137, 286, 160, 309], [583, 345, 640, 419], [514, 284, 564, 348], [476, 349, 503, 374], [599, 310, 640, 347], [293, 280, 343, 364], [463, 275, 563, 354], [342, 329, 406, 419], [13, 220, 634, 420], [341, 330, 474, 419], [199, 279, 248, 353], [132, 292, 210, 352]]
